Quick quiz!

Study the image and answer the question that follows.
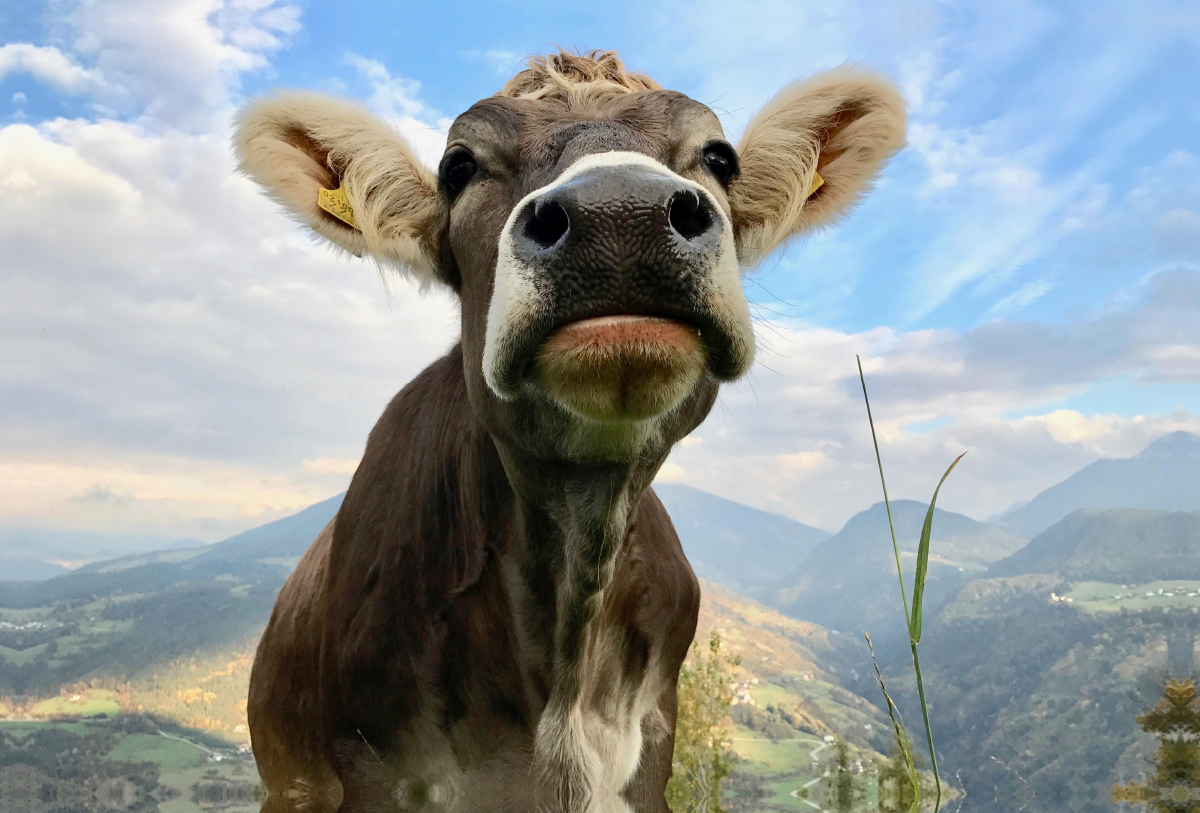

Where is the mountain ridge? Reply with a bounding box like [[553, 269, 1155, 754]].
[[653, 483, 829, 601], [999, 431, 1200, 538], [773, 499, 1026, 635]]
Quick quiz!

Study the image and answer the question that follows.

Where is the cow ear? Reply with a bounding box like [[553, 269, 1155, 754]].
[[235, 92, 444, 286], [729, 67, 906, 268]]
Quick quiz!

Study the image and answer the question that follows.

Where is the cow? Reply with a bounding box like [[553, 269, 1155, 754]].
[[235, 50, 904, 813]]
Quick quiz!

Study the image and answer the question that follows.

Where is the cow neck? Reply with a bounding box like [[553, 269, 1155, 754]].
[[493, 440, 658, 688]]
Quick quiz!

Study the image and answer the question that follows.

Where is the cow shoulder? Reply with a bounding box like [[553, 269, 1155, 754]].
[[319, 345, 502, 745], [249, 520, 341, 803]]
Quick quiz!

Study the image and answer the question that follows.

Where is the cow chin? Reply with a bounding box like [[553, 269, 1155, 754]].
[[536, 315, 707, 423]]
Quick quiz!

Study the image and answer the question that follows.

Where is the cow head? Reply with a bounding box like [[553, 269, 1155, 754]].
[[236, 51, 905, 466]]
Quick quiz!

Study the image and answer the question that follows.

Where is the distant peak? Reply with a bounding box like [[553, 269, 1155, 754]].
[[867, 499, 936, 513], [1135, 431, 1200, 460]]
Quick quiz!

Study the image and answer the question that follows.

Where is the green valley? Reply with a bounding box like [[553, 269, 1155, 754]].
[[4, 433, 1200, 812]]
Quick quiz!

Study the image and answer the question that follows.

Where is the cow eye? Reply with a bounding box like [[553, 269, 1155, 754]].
[[702, 143, 739, 186], [439, 150, 478, 198]]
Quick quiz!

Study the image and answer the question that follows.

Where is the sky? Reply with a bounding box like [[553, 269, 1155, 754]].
[[2, 0, 1198, 542]]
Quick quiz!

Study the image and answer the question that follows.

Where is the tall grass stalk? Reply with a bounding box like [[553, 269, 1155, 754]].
[[857, 355, 964, 813]]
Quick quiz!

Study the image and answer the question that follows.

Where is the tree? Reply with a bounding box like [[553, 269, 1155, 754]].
[[1111, 678, 1200, 813], [829, 737, 861, 813], [667, 631, 740, 813]]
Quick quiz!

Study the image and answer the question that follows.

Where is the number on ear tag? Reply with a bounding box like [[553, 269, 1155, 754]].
[[317, 185, 358, 230]]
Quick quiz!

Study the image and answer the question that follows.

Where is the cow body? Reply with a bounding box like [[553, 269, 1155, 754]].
[[235, 50, 905, 813], [249, 349, 699, 812]]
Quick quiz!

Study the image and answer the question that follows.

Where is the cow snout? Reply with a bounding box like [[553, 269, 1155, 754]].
[[483, 152, 755, 416], [512, 167, 723, 268]]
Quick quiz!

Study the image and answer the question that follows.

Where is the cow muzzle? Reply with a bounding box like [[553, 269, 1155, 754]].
[[483, 151, 755, 422]]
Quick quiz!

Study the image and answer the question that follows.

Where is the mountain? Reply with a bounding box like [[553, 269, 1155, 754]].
[[654, 484, 829, 601], [8, 482, 1193, 812], [774, 500, 1026, 635], [0, 528, 199, 582], [1000, 431, 1200, 538], [48, 494, 345, 582], [0, 499, 349, 691], [864, 570, 1198, 812], [0, 486, 831, 699], [855, 500, 1200, 812], [55, 485, 820, 600], [989, 507, 1200, 582], [0, 493, 351, 584], [196, 493, 343, 565], [0, 557, 71, 581]]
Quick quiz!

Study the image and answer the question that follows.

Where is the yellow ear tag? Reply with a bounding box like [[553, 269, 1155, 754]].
[[806, 170, 825, 199], [317, 185, 358, 230]]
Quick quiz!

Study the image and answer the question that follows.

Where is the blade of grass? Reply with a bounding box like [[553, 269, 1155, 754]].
[[865, 633, 921, 813], [912, 644, 941, 812], [858, 355, 961, 813], [856, 356, 911, 630], [909, 455, 963, 813], [910, 452, 966, 645]]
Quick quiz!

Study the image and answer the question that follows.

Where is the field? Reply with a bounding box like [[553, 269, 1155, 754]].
[[30, 688, 121, 717], [0, 565, 277, 743], [0, 716, 259, 813], [1062, 579, 1200, 613], [686, 584, 936, 811], [726, 716, 895, 812]]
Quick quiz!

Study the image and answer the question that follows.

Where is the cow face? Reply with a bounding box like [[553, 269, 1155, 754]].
[[443, 90, 757, 462], [236, 57, 905, 464]]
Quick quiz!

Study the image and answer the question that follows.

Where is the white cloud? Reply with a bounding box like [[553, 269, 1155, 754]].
[[0, 44, 106, 93], [5, 0, 1196, 546], [632, 0, 1186, 324], [465, 49, 522, 77], [0, 454, 337, 539], [656, 462, 687, 482], [342, 53, 429, 119], [49, 0, 300, 128], [984, 280, 1051, 318], [301, 457, 361, 475], [1, 102, 458, 541], [0, 3, 469, 541], [659, 269, 1200, 529]]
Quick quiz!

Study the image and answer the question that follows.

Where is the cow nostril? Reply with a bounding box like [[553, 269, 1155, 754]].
[[524, 199, 570, 250], [668, 189, 712, 241]]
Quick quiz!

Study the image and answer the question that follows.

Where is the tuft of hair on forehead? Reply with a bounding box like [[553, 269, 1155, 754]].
[[499, 49, 662, 103]]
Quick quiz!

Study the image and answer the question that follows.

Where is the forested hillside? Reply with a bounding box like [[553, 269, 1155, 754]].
[[989, 507, 1200, 582], [870, 579, 1196, 813], [858, 506, 1200, 813]]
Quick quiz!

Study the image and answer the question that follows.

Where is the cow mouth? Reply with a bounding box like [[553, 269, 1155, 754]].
[[532, 313, 716, 422], [486, 299, 750, 411]]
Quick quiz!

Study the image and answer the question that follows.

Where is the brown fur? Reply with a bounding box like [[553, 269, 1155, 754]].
[[235, 50, 905, 813], [248, 350, 701, 812]]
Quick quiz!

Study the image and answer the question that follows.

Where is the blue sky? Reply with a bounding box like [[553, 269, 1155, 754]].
[[2, 0, 1197, 539], [10, 1, 1192, 333]]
